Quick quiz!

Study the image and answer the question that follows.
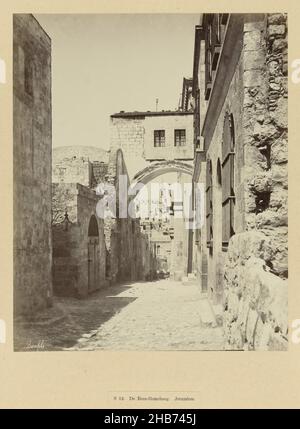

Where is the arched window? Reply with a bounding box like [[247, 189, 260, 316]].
[[88, 215, 99, 237], [206, 158, 213, 247], [222, 113, 235, 246]]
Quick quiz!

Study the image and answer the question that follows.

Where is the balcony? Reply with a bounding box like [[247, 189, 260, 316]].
[[204, 13, 229, 101]]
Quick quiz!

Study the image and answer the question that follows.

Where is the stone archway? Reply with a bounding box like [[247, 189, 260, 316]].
[[129, 160, 194, 200], [106, 150, 195, 282], [131, 162, 194, 279], [132, 160, 193, 186], [88, 215, 100, 292]]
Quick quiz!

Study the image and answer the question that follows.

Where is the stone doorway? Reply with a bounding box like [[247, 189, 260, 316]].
[[88, 215, 100, 292]]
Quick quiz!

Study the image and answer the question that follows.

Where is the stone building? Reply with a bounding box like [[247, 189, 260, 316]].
[[52, 145, 109, 189], [52, 183, 107, 297], [13, 14, 52, 316], [188, 13, 288, 350], [110, 110, 194, 182], [52, 150, 107, 297], [52, 145, 157, 295], [110, 111, 194, 278]]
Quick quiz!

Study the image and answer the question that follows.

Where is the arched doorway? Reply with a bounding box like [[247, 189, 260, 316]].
[[133, 169, 192, 279], [88, 215, 100, 292]]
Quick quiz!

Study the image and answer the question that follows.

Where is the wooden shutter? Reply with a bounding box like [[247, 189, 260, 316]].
[[204, 15, 213, 100], [222, 113, 235, 245]]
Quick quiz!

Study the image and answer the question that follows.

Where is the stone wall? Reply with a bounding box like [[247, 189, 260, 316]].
[[192, 14, 288, 350], [52, 156, 92, 187], [13, 14, 52, 317], [107, 216, 157, 284], [104, 148, 158, 284], [91, 161, 108, 188], [197, 42, 245, 304], [52, 146, 109, 190], [52, 183, 107, 297], [53, 145, 109, 165], [243, 13, 288, 277], [110, 117, 147, 180], [224, 232, 288, 350], [223, 13, 288, 350]]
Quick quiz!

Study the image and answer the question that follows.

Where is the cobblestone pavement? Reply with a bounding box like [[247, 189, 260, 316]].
[[68, 279, 225, 351], [14, 282, 139, 351]]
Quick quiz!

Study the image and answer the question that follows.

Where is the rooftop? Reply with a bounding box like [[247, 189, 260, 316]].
[[111, 110, 193, 119]]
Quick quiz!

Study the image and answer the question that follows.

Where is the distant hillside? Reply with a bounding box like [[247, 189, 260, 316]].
[[53, 145, 109, 164]]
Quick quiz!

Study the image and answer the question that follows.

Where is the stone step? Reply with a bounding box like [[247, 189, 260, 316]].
[[198, 298, 218, 327], [182, 274, 198, 286], [212, 303, 224, 326]]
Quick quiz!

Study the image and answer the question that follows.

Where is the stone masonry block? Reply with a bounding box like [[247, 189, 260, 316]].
[[267, 25, 286, 38], [243, 30, 262, 51], [244, 69, 263, 88], [244, 50, 266, 71], [267, 14, 287, 25]]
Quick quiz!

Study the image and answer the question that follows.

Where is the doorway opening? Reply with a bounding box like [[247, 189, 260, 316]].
[[88, 215, 100, 292]]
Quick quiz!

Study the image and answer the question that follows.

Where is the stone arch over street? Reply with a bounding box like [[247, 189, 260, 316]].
[[132, 160, 193, 186]]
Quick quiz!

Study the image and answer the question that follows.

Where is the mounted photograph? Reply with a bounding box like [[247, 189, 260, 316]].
[[13, 13, 288, 352]]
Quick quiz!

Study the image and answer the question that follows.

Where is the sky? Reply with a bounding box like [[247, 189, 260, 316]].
[[36, 14, 200, 150]]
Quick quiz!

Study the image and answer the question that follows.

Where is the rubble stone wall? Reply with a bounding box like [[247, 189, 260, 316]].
[[224, 232, 288, 350], [224, 13, 288, 350], [52, 156, 92, 187]]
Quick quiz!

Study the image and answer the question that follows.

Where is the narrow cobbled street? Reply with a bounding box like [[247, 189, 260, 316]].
[[68, 279, 224, 351], [15, 279, 224, 351]]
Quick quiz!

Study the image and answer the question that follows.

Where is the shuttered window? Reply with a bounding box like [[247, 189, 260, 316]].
[[154, 130, 165, 147], [206, 159, 213, 247], [174, 129, 186, 147], [222, 113, 235, 246]]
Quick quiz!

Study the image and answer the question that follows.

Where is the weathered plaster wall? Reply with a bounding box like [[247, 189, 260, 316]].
[[144, 115, 194, 161], [13, 14, 52, 317]]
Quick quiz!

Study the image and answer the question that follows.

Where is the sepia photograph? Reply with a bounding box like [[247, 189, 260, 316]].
[[13, 12, 288, 353]]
